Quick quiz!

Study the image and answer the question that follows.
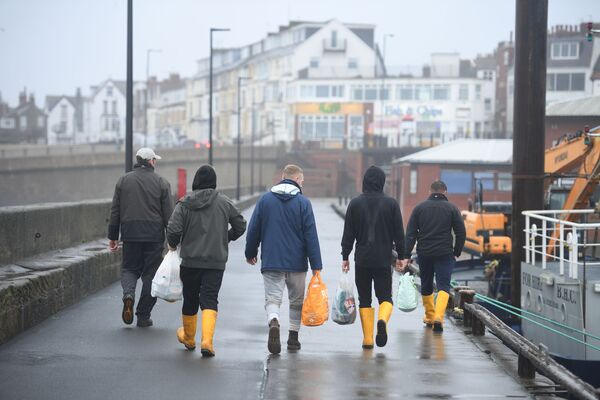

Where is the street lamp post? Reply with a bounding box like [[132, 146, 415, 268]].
[[144, 49, 161, 147], [379, 33, 394, 145], [209, 27, 230, 166], [125, 0, 133, 172], [250, 101, 255, 194], [236, 76, 250, 200]]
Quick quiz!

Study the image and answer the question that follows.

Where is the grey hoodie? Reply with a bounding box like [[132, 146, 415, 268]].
[[166, 189, 246, 270]]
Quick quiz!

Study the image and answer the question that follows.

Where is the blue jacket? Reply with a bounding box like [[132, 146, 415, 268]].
[[245, 179, 323, 272]]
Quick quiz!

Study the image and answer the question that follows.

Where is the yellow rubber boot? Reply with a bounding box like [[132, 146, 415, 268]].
[[433, 291, 450, 333], [422, 294, 435, 327], [376, 301, 393, 347], [358, 307, 375, 349], [176, 314, 197, 350], [200, 309, 218, 357]]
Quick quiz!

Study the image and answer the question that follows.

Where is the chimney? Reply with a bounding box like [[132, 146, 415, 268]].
[[29, 93, 35, 105], [19, 88, 27, 106], [509, 31, 513, 43]]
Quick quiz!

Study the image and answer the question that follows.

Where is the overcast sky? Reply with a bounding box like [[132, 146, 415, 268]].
[[0, 0, 597, 105]]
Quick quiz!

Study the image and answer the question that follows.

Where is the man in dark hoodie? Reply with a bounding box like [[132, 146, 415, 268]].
[[166, 165, 246, 357], [403, 180, 466, 333], [245, 164, 322, 354], [341, 166, 406, 349], [108, 147, 173, 328]]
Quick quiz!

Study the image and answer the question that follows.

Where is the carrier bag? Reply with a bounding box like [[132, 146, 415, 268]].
[[151, 249, 183, 302], [302, 271, 329, 326], [396, 272, 418, 312], [332, 272, 357, 325]]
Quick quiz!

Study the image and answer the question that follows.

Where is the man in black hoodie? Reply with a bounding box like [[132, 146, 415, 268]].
[[167, 165, 246, 357], [341, 166, 406, 349], [403, 180, 466, 333]]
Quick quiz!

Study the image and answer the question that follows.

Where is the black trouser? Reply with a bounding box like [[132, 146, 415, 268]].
[[121, 241, 164, 319], [354, 266, 392, 308], [180, 266, 225, 315], [418, 254, 455, 295]]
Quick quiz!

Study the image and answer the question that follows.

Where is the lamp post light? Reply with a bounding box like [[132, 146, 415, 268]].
[[379, 33, 394, 144], [209, 27, 230, 166], [236, 76, 250, 201], [144, 49, 161, 147]]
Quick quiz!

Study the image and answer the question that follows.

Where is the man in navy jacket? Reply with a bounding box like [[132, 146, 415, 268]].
[[245, 164, 322, 354]]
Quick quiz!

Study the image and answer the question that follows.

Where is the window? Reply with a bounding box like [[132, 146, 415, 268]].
[[474, 171, 494, 190], [106, 86, 113, 96], [112, 100, 117, 114], [551, 42, 579, 60], [398, 85, 413, 100], [331, 30, 338, 47], [571, 73, 585, 91], [0, 118, 15, 129], [103, 100, 108, 114], [556, 73, 570, 91], [379, 86, 390, 100], [331, 116, 345, 138], [415, 85, 431, 101], [300, 116, 314, 139], [310, 58, 319, 68], [409, 170, 417, 194], [433, 85, 449, 100], [440, 170, 472, 194], [104, 118, 109, 130], [475, 84, 481, 100], [365, 85, 378, 100], [331, 85, 344, 97], [547, 73, 555, 91], [352, 85, 364, 100], [459, 84, 469, 101], [60, 104, 68, 121], [497, 172, 512, 191], [300, 85, 315, 98], [348, 58, 358, 69], [484, 98, 492, 112], [20, 116, 27, 130], [316, 85, 329, 98], [315, 116, 329, 138], [547, 73, 586, 91]]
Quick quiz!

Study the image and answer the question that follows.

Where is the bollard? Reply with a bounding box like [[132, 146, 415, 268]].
[[472, 314, 485, 336], [518, 352, 536, 379], [461, 290, 475, 327], [177, 168, 187, 199]]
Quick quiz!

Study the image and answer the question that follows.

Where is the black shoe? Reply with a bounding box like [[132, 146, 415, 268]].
[[425, 323, 433, 329], [122, 295, 134, 325], [433, 322, 443, 333], [268, 318, 281, 354], [375, 320, 388, 347], [137, 318, 153, 328], [287, 330, 301, 351]]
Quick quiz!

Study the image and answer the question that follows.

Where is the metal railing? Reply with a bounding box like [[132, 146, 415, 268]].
[[523, 209, 600, 279]]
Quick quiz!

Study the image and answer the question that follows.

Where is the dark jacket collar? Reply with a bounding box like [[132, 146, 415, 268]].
[[279, 178, 302, 193], [428, 193, 448, 201], [134, 163, 154, 171]]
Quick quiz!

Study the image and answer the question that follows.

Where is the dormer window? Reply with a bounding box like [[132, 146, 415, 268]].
[[551, 42, 579, 60], [331, 31, 338, 48], [107, 86, 113, 96]]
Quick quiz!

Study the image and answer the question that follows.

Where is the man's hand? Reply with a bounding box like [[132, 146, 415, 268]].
[[394, 259, 404, 273], [108, 240, 119, 252], [312, 269, 319, 276], [342, 260, 350, 273], [246, 257, 257, 265]]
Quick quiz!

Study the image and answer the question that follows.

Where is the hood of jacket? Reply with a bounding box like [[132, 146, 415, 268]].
[[270, 179, 301, 202], [181, 188, 219, 209], [362, 166, 386, 194]]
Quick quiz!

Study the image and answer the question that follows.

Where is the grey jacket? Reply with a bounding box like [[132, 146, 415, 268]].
[[166, 189, 246, 270], [108, 164, 174, 242]]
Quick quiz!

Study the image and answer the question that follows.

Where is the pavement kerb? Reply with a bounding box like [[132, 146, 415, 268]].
[[0, 194, 261, 346]]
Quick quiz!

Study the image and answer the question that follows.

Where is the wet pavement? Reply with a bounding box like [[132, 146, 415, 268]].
[[0, 199, 532, 399]]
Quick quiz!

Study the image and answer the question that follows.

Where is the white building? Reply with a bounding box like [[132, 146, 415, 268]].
[[148, 74, 187, 147], [45, 89, 84, 145], [87, 79, 127, 143]]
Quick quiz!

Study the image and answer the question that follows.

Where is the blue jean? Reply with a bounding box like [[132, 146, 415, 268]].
[[418, 254, 455, 295]]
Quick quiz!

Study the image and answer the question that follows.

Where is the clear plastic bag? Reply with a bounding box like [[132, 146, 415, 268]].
[[151, 249, 183, 302], [396, 272, 418, 312], [332, 272, 357, 325]]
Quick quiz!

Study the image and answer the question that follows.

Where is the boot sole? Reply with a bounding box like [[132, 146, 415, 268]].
[[287, 343, 301, 351], [122, 297, 134, 325], [201, 348, 215, 357], [433, 322, 443, 333], [268, 325, 281, 354], [362, 344, 374, 349], [375, 320, 387, 347]]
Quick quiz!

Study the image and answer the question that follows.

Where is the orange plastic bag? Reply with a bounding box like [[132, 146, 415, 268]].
[[302, 271, 329, 326]]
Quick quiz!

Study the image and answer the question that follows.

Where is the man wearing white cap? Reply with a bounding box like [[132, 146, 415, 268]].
[[108, 147, 174, 327]]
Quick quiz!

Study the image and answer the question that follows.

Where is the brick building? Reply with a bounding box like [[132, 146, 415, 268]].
[[390, 139, 513, 218]]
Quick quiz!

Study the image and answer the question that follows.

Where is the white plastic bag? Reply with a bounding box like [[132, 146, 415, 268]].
[[396, 272, 418, 312], [332, 272, 357, 325], [151, 249, 183, 302]]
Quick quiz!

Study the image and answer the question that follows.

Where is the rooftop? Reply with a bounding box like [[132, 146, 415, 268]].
[[394, 139, 513, 165], [546, 95, 600, 117]]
